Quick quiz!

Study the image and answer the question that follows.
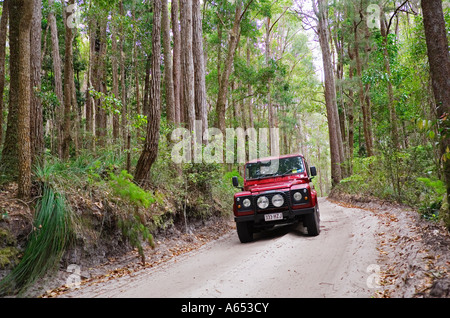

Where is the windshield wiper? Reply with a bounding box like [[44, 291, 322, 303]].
[[252, 173, 276, 180], [279, 168, 300, 177]]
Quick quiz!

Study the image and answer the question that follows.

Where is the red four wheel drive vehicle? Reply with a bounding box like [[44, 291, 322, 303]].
[[232, 154, 320, 243]]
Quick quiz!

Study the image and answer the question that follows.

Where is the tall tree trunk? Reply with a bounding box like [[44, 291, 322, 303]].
[[94, 20, 107, 147], [246, 37, 254, 129], [48, 0, 64, 158], [135, 0, 162, 185], [143, 55, 151, 117], [30, 0, 43, 165], [62, 0, 75, 161], [192, 0, 208, 137], [162, 0, 175, 124], [171, 0, 181, 124], [71, 57, 80, 156], [85, 13, 95, 149], [421, 0, 450, 227], [17, 0, 34, 198], [216, 13, 223, 86], [333, 21, 348, 177], [111, 22, 120, 141], [215, 1, 242, 133], [0, 0, 9, 148], [380, 10, 400, 150], [353, 19, 373, 157], [347, 63, 355, 174], [180, 0, 195, 132], [1, 0, 19, 176], [314, 0, 343, 186], [265, 17, 276, 153], [132, 7, 141, 121], [119, 0, 128, 151]]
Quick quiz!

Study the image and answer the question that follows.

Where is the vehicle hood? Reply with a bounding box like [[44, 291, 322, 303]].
[[246, 179, 305, 193]]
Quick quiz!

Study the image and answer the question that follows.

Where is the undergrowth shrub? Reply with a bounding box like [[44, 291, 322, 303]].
[[108, 170, 156, 262], [416, 177, 445, 221], [109, 170, 155, 208], [336, 144, 446, 224], [149, 129, 236, 220]]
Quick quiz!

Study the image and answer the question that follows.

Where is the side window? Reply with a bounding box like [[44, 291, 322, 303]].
[[304, 159, 309, 177]]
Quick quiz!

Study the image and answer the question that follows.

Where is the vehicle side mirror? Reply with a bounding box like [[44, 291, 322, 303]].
[[310, 166, 317, 177], [232, 176, 239, 188]]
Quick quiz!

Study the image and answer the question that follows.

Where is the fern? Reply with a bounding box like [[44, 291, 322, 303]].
[[108, 170, 155, 208]]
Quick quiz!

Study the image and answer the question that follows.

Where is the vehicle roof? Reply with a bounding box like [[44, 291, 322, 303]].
[[245, 153, 305, 165]]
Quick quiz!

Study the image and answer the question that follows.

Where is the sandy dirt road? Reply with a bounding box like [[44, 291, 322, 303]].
[[62, 198, 382, 298]]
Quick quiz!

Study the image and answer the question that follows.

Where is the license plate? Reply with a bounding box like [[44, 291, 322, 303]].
[[264, 212, 283, 221]]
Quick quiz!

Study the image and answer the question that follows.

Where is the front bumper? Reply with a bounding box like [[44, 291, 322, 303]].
[[234, 206, 315, 225]]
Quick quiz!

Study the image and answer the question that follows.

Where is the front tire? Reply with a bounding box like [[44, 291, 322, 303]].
[[236, 221, 254, 243], [304, 203, 320, 236]]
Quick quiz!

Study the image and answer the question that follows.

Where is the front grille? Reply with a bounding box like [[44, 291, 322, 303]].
[[256, 191, 290, 212]]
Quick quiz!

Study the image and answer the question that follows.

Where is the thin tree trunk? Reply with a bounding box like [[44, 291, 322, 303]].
[[48, 0, 64, 158], [180, 0, 195, 132], [17, 0, 34, 198], [94, 20, 107, 147], [171, 0, 181, 124], [132, 8, 141, 119], [246, 37, 254, 129], [162, 0, 175, 124], [111, 22, 120, 141], [333, 23, 348, 177], [30, 0, 43, 165], [266, 17, 276, 153], [192, 0, 207, 137], [71, 59, 80, 156], [135, 0, 162, 185], [120, 0, 127, 151], [353, 20, 373, 157], [347, 64, 355, 174], [217, 14, 223, 86], [143, 55, 151, 117], [215, 1, 242, 133], [0, 0, 9, 148], [314, 0, 343, 185], [62, 0, 75, 161], [380, 11, 399, 150], [85, 13, 95, 148], [1, 0, 19, 176]]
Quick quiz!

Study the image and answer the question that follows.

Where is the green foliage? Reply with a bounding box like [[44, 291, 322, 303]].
[[416, 177, 446, 221], [33, 150, 159, 264], [88, 88, 122, 116], [108, 170, 157, 262], [224, 169, 243, 185], [337, 143, 446, 223], [109, 170, 155, 208]]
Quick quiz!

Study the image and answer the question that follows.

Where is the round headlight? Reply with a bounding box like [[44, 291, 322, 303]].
[[272, 194, 284, 207], [293, 192, 302, 201], [257, 196, 269, 209], [242, 198, 251, 208]]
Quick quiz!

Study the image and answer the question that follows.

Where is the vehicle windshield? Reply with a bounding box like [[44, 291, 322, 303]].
[[245, 156, 305, 180]]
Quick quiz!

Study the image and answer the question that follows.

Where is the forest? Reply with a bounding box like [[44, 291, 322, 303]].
[[0, 0, 449, 295]]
